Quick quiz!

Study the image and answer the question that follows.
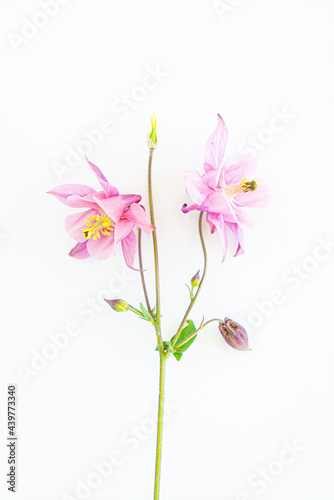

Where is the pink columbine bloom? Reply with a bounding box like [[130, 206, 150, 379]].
[[48, 157, 154, 269], [182, 114, 270, 260]]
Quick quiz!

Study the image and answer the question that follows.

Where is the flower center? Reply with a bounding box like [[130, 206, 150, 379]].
[[82, 213, 114, 240], [224, 179, 257, 199]]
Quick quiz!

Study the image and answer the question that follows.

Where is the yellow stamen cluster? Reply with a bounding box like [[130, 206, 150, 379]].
[[224, 179, 257, 199], [82, 214, 114, 241]]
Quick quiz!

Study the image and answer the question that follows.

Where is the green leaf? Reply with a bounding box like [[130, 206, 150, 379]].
[[155, 341, 170, 352], [139, 303, 154, 322], [173, 352, 183, 361], [185, 283, 192, 299], [171, 320, 197, 361], [154, 321, 197, 359]]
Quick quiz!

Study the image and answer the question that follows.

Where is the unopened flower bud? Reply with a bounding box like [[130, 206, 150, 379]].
[[105, 299, 129, 312], [219, 318, 250, 351], [147, 113, 158, 149], [190, 271, 200, 288]]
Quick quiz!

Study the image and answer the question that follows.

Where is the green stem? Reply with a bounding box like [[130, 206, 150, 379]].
[[174, 318, 224, 350], [148, 149, 164, 355], [138, 228, 153, 316], [147, 147, 167, 500], [202, 318, 224, 328], [171, 212, 207, 348], [154, 353, 166, 500]]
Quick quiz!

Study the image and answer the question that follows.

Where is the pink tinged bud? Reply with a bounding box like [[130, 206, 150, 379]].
[[190, 271, 200, 288], [219, 318, 250, 351], [105, 299, 129, 312]]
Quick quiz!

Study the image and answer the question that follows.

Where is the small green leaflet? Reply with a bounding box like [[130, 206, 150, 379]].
[[155, 320, 197, 361], [136, 304, 158, 323], [139, 303, 153, 322], [171, 320, 197, 361]]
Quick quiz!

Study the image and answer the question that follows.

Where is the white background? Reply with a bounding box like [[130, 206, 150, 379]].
[[1, 0, 334, 499]]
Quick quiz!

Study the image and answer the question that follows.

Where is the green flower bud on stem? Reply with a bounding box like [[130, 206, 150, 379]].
[[147, 113, 158, 149], [190, 271, 200, 288], [105, 299, 129, 312]]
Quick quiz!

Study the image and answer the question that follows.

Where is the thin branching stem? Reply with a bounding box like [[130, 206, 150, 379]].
[[171, 211, 207, 348], [138, 228, 153, 316], [174, 318, 224, 349], [148, 149, 164, 355]]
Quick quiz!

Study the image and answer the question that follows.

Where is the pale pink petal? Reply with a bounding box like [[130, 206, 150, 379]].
[[87, 233, 115, 260], [121, 231, 139, 270], [232, 205, 255, 229], [234, 179, 270, 208], [48, 184, 96, 205], [204, 114, 228, 172], [65, 209, 98, 242], [202, 168, 222, 190], [207, 212, 228, 261], [206, 213, 217, 234], [226, 222, 245, 256], [69, 241, 90, 259], [85, 157, 119, 197], [95, 194, 141, 223], [223, 151, 257, 185], [184, 170, 213, 204], [123, 204, 155, 234], [201, 190, 236, 219], [66, 190, 106, 209], [114, 219, 134, 245]]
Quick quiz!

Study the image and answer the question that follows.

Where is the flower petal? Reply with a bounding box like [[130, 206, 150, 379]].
[[65, 209, 98, 242], [181, 203, 201, 213], [48, 184, 96, 205], [223, 151, 257, 185], [184, 170, 213, 204], [123, 204, 155, 234], [67, 191, 106, 208], [121, 231, 139, 270], [204, 114, 228, 172], [202, 168, 222, 190], [85, 157, 119, 197], [95, 194, 141, 223], [206, 212, 217, 233], [69, 241, 90, 259], [114, 219, 135, 245], [201, 190, 236, 220], [87, 233, 115, 260], [234, 179, 270, 208], [207, 212, 228, 261], [66, 191, 105, 210], [232, 205, 255, 229], [226, 222, 245, 257]]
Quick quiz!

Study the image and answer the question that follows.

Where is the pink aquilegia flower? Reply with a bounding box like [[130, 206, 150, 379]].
[[48, 157, 154, 269], [182, 114, 270, 260]]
